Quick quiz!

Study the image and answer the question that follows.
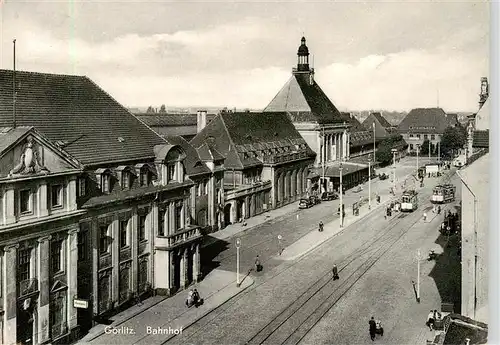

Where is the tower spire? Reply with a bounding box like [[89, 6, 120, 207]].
[[297, 36, 310, 72]]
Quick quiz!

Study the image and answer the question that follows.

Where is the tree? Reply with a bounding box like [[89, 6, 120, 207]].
[[375, 134, 407, 166], [420, 139, 430, 155], [440, 125, 467, 158], [146, 106, 154, 113], [159, 104, 167, 113]]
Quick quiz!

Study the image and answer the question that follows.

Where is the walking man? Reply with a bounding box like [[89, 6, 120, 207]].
[[369, 317, 377, 341], [423, 212, 427, 222], [332, 264, 339, 280], [426, 310, 435, 331]]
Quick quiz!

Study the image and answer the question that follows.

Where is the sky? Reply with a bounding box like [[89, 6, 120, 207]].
[[0, 0, 490, 112]]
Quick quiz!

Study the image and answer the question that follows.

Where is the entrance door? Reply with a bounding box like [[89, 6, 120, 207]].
[[173, 253, 181, 292], [17, 301, 34, 345], [224, 204, 232, 225]]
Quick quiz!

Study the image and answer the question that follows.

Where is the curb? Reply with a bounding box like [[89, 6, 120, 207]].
[[80, 296, 168, 343], [281, 196, 398, 262]]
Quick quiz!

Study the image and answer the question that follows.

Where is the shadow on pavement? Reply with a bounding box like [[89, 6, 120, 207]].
[[201, 236, 230, 277], [428, 233, 462, 314]]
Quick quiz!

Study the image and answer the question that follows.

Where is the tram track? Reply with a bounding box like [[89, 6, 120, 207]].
[[157, 170, 456, 345]]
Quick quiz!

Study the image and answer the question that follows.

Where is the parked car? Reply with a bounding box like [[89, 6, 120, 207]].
[[379, 173, 389, 180], [353, 185, 363, 193], [298, 198, 314, 209], [321, 191, 339, 201], [309, 195, 322, 205]]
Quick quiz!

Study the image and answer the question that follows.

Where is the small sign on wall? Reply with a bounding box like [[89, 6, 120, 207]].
[[73, 299, 89, 309]]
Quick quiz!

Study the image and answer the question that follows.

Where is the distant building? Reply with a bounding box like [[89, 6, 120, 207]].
[[344, 112, 377, 159], [0, 69, 219, 344], [397, 108, 460, 153], [458, 77, 490, 325], [135, 112, 217, 141], [190, 111, 315, 224], [362, 112, 397, 140]]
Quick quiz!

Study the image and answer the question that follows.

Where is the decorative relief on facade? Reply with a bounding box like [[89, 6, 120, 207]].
[[9, 137, 50, 176]]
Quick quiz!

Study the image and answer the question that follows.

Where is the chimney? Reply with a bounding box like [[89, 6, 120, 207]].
[[197, 110, 207, 133], [479, 77, 489, 109]]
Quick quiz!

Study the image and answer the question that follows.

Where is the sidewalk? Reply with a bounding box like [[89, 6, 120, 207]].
[[202, 202, 300, 248], [77, 269, 253, 345]]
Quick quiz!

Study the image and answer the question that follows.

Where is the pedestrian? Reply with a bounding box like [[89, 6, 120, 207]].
[[255, 255, 262, 272], [437, 205, 441, 214], [186, 289, 194, 308], [318, 221, 324, 232], [426, 310, 435, 331], [369, 317, 377, 341], [423, 212, 427, 222], [332, 264, 339, 280], [193, 289, 201, 307]]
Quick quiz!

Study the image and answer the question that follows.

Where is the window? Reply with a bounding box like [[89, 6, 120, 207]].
[[51, 240, 63, 273], [121, 171, 130, 190], [138, 215, 147, 241], [431, 134, 436, 140], [167, 164, 175, 183], [158, 208, 165, 236], [19, 189, 32, 214], [101, 174, 111, 193], [175, 203, 183, 231], [119, 220, 129, 248], [119, 266, 131, 303], [78, 231, 88, 262], [78, 177, 86, 197], [99, 225, 110, 254], [140, 169, 150, 186], [424, 134, 428, 140], [18, 248, 31, 281], [138, 259, 149, 292], [410, 144, 414, 150], [51, 185, 63, 208], [409, 134, 414, 138], [417, 134, 421, 139]]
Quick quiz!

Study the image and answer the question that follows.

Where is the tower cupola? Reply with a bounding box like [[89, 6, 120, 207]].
[[297, 36, 310, 71]]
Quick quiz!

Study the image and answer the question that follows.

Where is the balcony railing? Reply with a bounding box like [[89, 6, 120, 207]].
[[18, 278, 38, 296], [156, 226, 201, 249]]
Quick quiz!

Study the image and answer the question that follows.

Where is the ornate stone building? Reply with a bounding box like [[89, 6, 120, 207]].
[[0, 69, 220, 343]]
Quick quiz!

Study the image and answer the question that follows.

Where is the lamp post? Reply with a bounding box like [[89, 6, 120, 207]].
[[322, 126, 326, 193], [235, 238, 241, 287], [339, 162, 343, 228], [417, 249, 421, 302], [416, 144, 420, 172], [428, 140, 431, 162], [372, 122, 376, 160], [368, 154, 372, 210], [277, 234, 283, 255]]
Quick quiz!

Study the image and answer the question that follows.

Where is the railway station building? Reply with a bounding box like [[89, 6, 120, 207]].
[[0, 69, 222, 344]]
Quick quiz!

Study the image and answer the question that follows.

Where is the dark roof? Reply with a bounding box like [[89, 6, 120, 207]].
[[0, 69, 166, 166], [397, 108, 459, 134], [473, 130, 489, 148], [362, 112, 396, 139], [196, 143, 225, 162], [371, 112, 392, 128], [442, 314, 488, 345], [0, 126, 32, 155], [163, 135, 211, 176], [314, 162, 368, 177], [135, 114, 216, 127], [190, 112, 315, 169], [264, 72, 350, 124]]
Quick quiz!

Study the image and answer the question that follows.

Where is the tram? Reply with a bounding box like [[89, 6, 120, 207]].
[[401, 190, 418, 212], [431, 184, 456, 204]]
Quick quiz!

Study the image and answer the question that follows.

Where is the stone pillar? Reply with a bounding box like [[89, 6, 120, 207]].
[[91, 219, 99, 323], [316, 133, 322, 166], [3, 187, 15, 225], [131, 213, 138, 293], [180, 249, 188, 289], [38, 182, 49, 217], [192, 244, 201, 282], [343, 131, 347, 159], [169, 202, 175, 235], [329, 134, 333, 161], [67, 229, 78, 332], [111, 218, 119, 309], [335, 134, 339, 161], [169, 251, 176, 292], [4, 244, 19, 345], [67, 177, 77, 211], [37, 235, 51, 343]]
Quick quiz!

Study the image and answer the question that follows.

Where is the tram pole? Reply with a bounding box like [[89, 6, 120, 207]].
[[236, 238, 241, 287], [339, 163, 343, 228], [368, 154, 372, 210], [417, 249, 421, 303]]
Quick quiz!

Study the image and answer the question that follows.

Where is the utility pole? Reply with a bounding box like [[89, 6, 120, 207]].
[[322, 126, 326, 193], [438, 142, 441, 163], [372, 122, 376, 160], [368, 154, 372, 210], [391, 149, 397, 193], [339, 162, 343, 228], [429, 140, 431, 162], [13, 39, 17, 129], [417, 249, 421, 302]]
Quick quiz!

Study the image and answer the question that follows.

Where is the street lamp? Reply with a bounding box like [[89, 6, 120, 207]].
[[372, 122, 376, 161], [368, 154, 372, 210], [277, 234, 283, 255], [416, 144, 420, 172], [235, 238, 241, 287], [417, 249, 421, 303], [339, 162, 344, 228]]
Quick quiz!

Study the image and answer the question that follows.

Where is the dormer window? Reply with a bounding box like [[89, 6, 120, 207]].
[[78, 177, 86, 197], [167, 163, 175, 183], [140, 168, 150, 186]]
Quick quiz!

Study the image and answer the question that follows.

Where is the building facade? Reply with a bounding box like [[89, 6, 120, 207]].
[[0, 127, 84, 345], [397, 108, 460, 153], [190, 111, 316, 224], [0, 69, 219, 342]]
